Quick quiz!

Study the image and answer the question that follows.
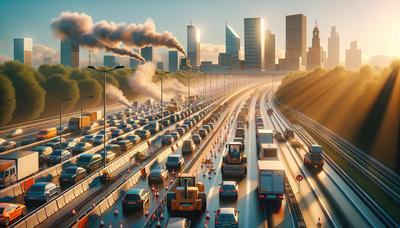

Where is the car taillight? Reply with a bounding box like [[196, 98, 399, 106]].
[[215, 221, 220, 225], [232, 189, 237, 192], [233, 221, 238, 224], [259, 195, 266, 199], [219, 188, 224, 192]]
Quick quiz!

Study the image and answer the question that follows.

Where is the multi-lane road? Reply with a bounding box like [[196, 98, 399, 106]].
[[2, 77, 399, 228]]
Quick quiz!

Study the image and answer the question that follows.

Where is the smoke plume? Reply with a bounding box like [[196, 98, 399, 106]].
[[127, 62, 191, 100], [105, 83, 132, 108], [51, 12, 186, 62]]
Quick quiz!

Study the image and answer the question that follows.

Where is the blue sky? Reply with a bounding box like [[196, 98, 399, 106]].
[[0, 0, 399, 65]]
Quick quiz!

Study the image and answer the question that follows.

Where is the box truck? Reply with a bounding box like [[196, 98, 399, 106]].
[[257, 160, 285, 200], [0, 151, 39, 187], [84, 111, 103, 123], [68, 116, 91, 132]]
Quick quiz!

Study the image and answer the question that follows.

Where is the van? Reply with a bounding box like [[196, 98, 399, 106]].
[[182, 139, 196, 155], [118, 140, 134, 152], [76, 154, 103, 172], [36, 128, 57, 140]]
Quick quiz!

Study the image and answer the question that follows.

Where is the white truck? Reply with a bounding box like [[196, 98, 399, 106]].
[[257, 160, 285, 200], [259, 143, 279, 160], [0, 151, 39, 187], [256, 129, 274, 151]]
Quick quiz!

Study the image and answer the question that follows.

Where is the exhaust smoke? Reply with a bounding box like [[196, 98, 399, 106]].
[[105, 83, 132, 108]]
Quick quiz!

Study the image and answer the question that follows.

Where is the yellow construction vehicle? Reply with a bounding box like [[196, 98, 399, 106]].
[[167, 173, 207, 213]]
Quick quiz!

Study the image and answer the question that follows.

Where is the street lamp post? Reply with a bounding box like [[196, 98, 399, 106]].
[[59, 98, 72, 150], [158, 71, 169, 130], [88, 65, 124, 167], [80, 95, 94, 135]]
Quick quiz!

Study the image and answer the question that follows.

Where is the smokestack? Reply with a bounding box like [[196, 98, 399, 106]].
[[51, 12, 186, 60]]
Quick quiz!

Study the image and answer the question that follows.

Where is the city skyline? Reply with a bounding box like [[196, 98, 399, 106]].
[[1, 0, 399, 67]]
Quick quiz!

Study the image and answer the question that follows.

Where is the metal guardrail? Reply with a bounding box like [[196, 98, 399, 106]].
[[272, 98, 398, 227]]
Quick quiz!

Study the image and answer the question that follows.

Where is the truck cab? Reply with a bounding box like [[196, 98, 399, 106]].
[[259, 143, 278, 160], [304, 144, 324, 169], [235, 128, 245, 139], [0, 161, 16, 187]]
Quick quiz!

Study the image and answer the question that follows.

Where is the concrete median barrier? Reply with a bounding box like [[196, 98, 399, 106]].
[[12, 184, 23, 196], [56, 196, 66, 208], [36, 207, 47, 223], [98, 200, 110, 214], [24, 213, 39, 228], [13, 221, 27, 228], [73, 184, 84, 197], [106, 194, 115, 206], [1, 187, 14, 198], [81, 179, 90, 192], [63, 189, 76, 204], [45, 200, 59, 217]]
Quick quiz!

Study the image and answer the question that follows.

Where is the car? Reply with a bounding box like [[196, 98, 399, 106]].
[[81, 126, 96, 135], [219, 181, 239, 199], [162, 135, 174, 146], [233, 137, 244, 144], [166, 154, 184, 170], [25, 182, 60, 203], [199, 129, 208, 139], [111, 129, 124, 138], [182, 139, 196, 155], [192, 134, 202, 145], [60, 141, 77, 152], [215, 208, 239, 228], [47, 149, 71, 165], [21, 137, 37, 146], [166, 217, 191, 228], [184, 120, 193, 128], [136, 129, 151, 140], [139, 118, 149, 126], [206, 123, 214, 130], [0, 203, 27, 226], [56, 126, 68, 134], [98, 129, 111, 138], [118, 140, 134, 151], [123, 125, 134, 133], [176, 127, 185, 136], [0, 138, 5, 146], [81, 134, 95, 144], [96, 151, 116, 163], [114, 135, 126, 144], [273, 131, 287, 143], [73, 142, 93, 154], [76, 154, 103, 172], [202, 125, 211, 133], [148, 168, 168, 182], [162, 119, 170, 127], [8, 128, 23, 138], [109, 119, 121, 127], [93, 134, 109, 146], [122, 188, 150, 211], [126, 135, 141, 144], [59, 166, 87, 186], [105, 144, 122, 156], [31, 146, 53, 161], [0, 141, 17, 152], [170, 132, 180, 141], [181, 124, 189, 132]]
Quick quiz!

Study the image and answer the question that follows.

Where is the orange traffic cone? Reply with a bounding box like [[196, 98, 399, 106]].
[[114, 207, 119, 216], [71, 209, 77, 215], [317, 217, 322, 226], [156, 218, 161, 227], [145, 210, 149, 217], [160, 212, 164, 219], [119, 222, 123, 228], [206, 210, 210, 219], [99, 219, 105, 227]]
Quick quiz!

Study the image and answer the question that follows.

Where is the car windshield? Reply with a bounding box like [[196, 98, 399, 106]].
[[52, 150, 62, 155], [218, 213, 235, 223], [124, 194, 141, 200], [39, 130, 48, 135], [312, 146, 322, 153], [168, 156, 179, 162], [150, 170, 161, 176], [0, 208, 4, 214], [223, 185, 235, 189], [29, 185, 45, 192], [77, 143, 86, 147], [77, 156, 92, 163]]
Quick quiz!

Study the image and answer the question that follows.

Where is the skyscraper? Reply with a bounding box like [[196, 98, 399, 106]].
[[60, 39, 79, 67], [130, 48, 140, 68], [265, 30, 276, 69], [327, 26, 340, 68], [13, 38, 32, 66], [225, 24, 240, 68], [345, 40, 362, 69], [285, 14, 307, 70], [187, 24, 200, 67], [244, 17, 265, 71], [168, 50, 179, 72], [306, 22, 325, 70], [141, 46, 154, 62], [104, 55, 117, 67]]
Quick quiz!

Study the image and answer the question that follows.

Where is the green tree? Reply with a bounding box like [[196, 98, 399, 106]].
[[0, 61, 46, 121], [43, 74, 80, 115], [38, 64, 69, 79], [0, 74, 16, 126], [70, 68, 91, 81], [78, 79, 103, 108]]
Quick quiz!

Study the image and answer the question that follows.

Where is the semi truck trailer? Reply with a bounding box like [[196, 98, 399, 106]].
[[257, 160, 285, 200], [0, 151, 39, 187]]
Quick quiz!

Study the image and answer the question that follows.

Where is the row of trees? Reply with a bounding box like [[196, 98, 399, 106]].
[[276, 61, 400, 172], [0, 61, 199, 126]]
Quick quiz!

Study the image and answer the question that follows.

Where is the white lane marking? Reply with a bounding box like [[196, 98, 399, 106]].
[[244, 98, 254, 227]]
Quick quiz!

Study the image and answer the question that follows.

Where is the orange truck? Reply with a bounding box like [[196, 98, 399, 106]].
[[36, 128, 57, 140], [68, 116, 91, 132], [83, 111, 103, 123]]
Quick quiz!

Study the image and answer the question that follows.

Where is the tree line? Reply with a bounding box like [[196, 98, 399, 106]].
[[0, 61, 198, 126]]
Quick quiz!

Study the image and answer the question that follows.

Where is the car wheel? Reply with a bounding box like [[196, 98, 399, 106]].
[[4, 217, 10, 226]]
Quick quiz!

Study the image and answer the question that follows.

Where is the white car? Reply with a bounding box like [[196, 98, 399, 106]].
[[9, 129, 23, 138]]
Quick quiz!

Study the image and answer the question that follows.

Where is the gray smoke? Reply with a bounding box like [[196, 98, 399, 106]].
[[127, 62, 194, 100], [51, 12, 186, 61], [105, 83, 132, 108]]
